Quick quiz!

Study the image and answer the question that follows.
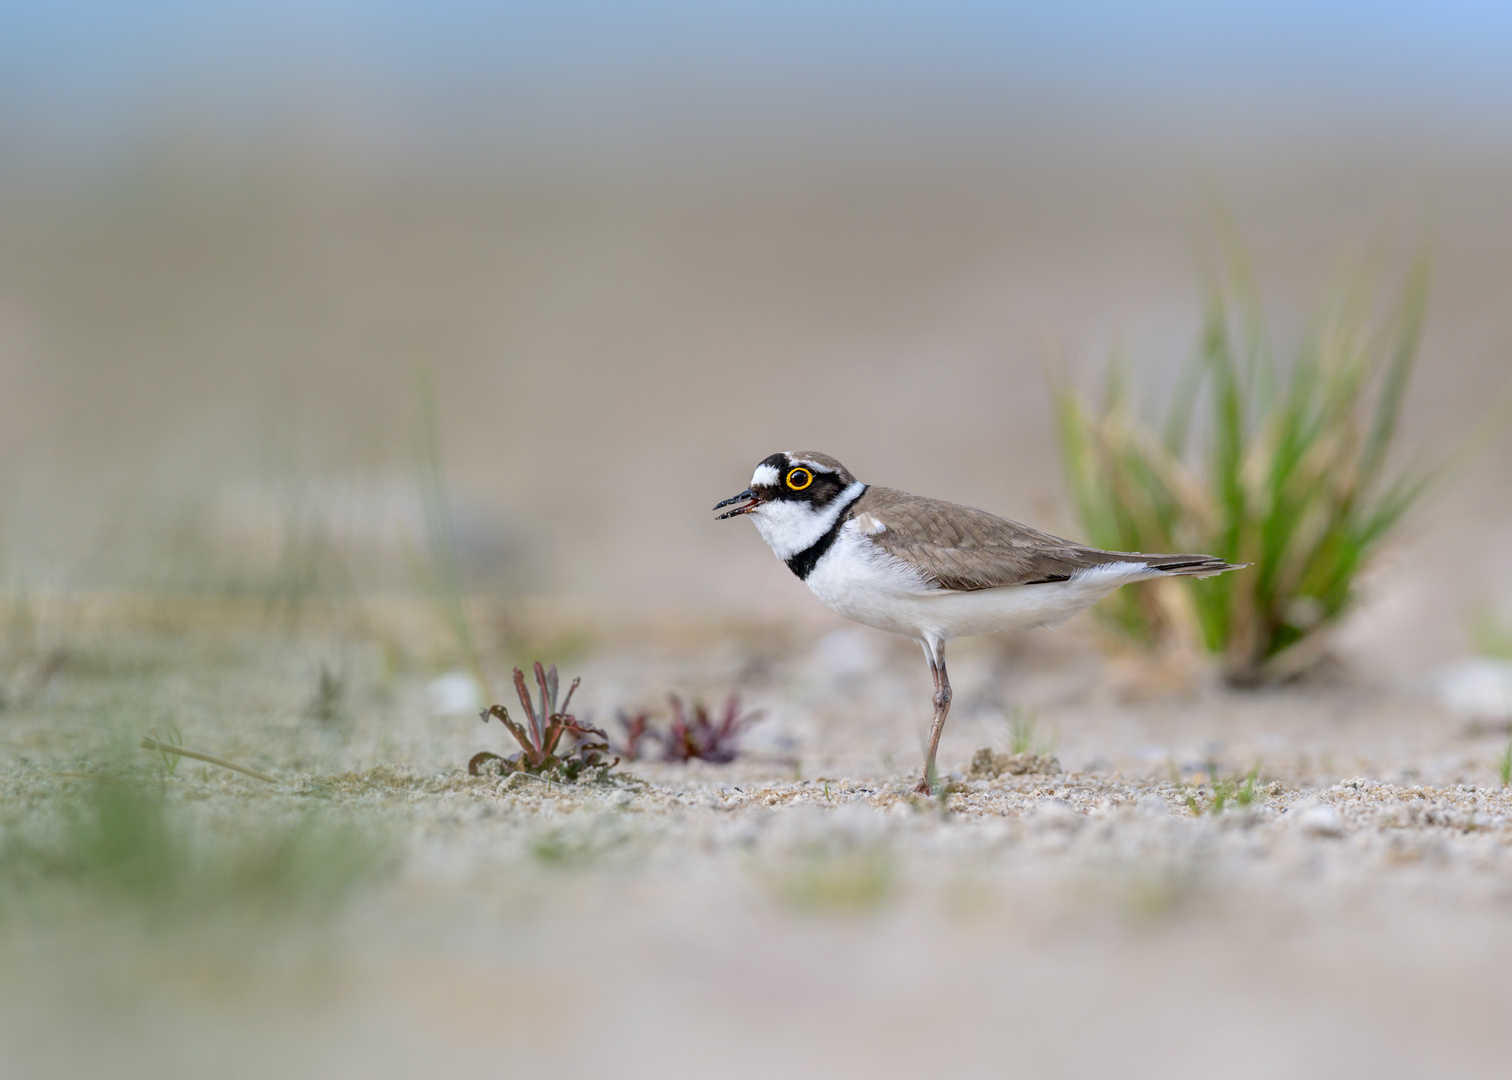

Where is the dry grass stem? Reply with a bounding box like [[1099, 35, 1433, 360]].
[[138, 737, 278, 783]]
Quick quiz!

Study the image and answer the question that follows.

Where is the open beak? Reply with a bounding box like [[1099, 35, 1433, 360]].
[[713, 488, 762, 519]]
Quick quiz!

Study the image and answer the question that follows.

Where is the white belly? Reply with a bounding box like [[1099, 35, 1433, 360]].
[[802, 526, 1157, 645]]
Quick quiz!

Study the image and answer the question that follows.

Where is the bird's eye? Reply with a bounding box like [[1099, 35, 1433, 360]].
[[786, 467, 813, 491]]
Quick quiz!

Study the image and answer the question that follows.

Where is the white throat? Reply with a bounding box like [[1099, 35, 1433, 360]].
[[749, 480, 867, 561]]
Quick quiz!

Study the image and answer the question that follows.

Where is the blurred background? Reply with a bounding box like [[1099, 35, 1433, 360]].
[[7, 7, 1512, 1079], [2, 1, 1511, 660]]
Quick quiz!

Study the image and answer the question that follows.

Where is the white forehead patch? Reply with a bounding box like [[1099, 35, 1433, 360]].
[[750, 463, 780, 487]]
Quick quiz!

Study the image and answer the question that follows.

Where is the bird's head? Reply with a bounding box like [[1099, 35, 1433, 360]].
[[713, 452, 857, 519], [714, 452, 864, 560]]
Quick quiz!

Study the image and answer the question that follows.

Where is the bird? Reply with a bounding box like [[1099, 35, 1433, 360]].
[[713, 451, 1245, 794]]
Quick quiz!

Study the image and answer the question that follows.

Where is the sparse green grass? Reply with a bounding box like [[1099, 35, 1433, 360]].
[[761, 842, 897, 914], [0, 778, 388, 928], [1115, 859, 1208, 925], [260, 474, 357, 629], [1471, 608, 1512, 661], [1053, 222, 1497, 683], [1496, 742, 1512, 788], [923, 756, 949, 809], [1183, 766, 1263, 816], [412, 370, 494, 702], [149, 725, 184, 775], [138, 735, 280, 783], [527, 823, 628, 868], [1006, 706, 1052, 755]]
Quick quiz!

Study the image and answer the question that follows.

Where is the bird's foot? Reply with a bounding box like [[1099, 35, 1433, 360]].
[[911, 776, 933, 796]]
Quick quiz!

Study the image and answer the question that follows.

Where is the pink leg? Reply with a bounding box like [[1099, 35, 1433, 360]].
[[912, 640, 952, 795]]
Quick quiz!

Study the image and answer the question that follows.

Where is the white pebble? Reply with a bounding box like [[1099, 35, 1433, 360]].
[[1294, 802, 1345, 837]]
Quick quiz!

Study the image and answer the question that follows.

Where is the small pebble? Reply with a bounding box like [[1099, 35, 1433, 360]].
[[1294, 802, 1345, 837]]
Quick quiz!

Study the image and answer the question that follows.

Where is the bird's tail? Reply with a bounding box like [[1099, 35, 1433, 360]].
[[1140, 555, 1247, 579]]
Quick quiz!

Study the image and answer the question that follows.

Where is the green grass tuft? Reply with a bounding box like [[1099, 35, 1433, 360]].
[[1053, 219, 1499, 683], [1005, 706, 1052, 755], [1183, 765, 1264, 816]]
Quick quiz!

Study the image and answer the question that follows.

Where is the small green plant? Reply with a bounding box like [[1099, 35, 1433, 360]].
[[149, 725, 184, 776], [1184, 765, 1262, 815], [1496, 742, 1512, 787], [966, 708, 1061, 780], [138, 734, 278, 783], [1054, 222, 1493, 684], [1211, 767, 1260, 813], [1006, 707, 1050, 755], [469, 663, 616, 780]]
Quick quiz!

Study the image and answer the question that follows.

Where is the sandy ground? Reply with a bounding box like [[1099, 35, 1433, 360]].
[[3, 604, 1511, 1080]]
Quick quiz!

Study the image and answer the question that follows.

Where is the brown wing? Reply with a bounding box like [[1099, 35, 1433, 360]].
[[850, 487, 1236, 591]]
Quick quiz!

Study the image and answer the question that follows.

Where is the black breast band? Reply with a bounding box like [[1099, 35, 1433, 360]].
[[785, 486, 868, 580]]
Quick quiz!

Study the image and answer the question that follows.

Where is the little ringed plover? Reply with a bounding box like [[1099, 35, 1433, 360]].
[[715, 451, 1245, 794]]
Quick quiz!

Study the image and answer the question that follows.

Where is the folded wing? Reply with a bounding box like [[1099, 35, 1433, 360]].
[[851, 487, 1239, 592]]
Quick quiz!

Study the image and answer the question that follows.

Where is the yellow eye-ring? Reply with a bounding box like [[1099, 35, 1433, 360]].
[[785, 467, 813, 491]]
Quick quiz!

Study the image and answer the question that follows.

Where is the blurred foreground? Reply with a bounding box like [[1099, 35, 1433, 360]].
[[3, 599, 1511, 1078]]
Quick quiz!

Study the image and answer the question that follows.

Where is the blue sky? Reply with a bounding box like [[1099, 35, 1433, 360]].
[[4, 2, 1511, 150]]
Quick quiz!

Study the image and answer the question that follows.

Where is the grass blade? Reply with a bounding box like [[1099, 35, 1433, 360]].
[[1052, 217, 1500, 682], [138, 737, 278, 784], [413, 369, 494, 703]]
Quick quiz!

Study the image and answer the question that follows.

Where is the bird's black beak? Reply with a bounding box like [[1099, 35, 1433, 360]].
[[713, 488, 762, 519]]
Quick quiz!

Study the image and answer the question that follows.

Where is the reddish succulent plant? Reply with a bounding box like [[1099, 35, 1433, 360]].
[[612, 709, 654, 762], [660, 694, 762, 764], [469, 663, 616, 780]]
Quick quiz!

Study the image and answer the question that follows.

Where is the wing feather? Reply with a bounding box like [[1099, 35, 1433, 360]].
[[849, 488, 1237, 591]]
